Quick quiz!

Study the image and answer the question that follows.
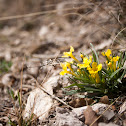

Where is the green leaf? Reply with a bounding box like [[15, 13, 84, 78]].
[[119, 69, 126, 82], [90, 43, 99, 64], [64, 83, 86, 88], [76, 94, 86, 98], [92, 52, 96, 62], [9, 89, 15, 100], [118, 52, 123, 67], [64, 83, 77, 88], [85, 87, 101, 92], [122, 52, 126, 66], [18, 91, 21, 107], [26, 113, 34, 126], [8, 118, 17, 126], [110, 67, 124, 80], [117, 78, 122, 83], [63, 89, 79, 95], [0, 60, 12, 75]]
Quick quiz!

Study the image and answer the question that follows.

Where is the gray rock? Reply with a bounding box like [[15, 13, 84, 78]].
[[118, 100, 126, 114], [93, 103, 115, 121], [55, 107, 85, 126], [98, 122, 119, 126], [72, 103, 115, 121]]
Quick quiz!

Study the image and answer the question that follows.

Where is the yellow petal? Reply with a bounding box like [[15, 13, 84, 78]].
[[60, 71, 66, 75], [70, 46, 74, 52], [97, 64, 102, 71], [92, 62, 98, 69], [112, 56, 120, 62], [65, 62, 71, 67], [80, 54, 83, 59], [62, 52, 70, 57], [77, 64, 85, 69], [105, 49, 111, 57], [101, 52, 105, 56]]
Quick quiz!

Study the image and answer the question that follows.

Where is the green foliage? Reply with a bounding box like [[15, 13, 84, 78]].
[[60, 44, 126, 97], [8, 89, 34, 126], [0, 59, 12, 74]]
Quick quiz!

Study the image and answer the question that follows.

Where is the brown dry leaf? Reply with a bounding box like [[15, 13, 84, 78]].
[[69, 98, 94, 108], [83, 106, 98, 126], [100, 95, 109, 104]]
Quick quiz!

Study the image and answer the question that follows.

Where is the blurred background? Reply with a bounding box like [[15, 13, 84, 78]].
[[0, 0, 126, 57], [0, 0, 126, 125]]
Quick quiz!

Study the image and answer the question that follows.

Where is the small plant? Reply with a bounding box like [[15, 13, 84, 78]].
[[0, 60, 12, 74], [8, 89, 34, 126], [60, 44, 126, 97]]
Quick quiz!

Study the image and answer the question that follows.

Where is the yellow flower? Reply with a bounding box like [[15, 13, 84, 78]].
[[88, 62, 102, 74], [62, 46, 80, 63], [77, 56, 92, 69], [60, 62, 78, 77], [107, 62, 112, 70], [112, 56, 120, 71], [112, 56, 120, 62], [60, 63, 71, 75], [106, 56, 120, 71], [87, 62, 102, 83], [102, 49, 112, 60], [80, 54, 84, 59], [77, 69, 81, 74]]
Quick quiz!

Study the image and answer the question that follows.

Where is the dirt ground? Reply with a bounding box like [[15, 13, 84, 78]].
[[0, 0, 126, 126]]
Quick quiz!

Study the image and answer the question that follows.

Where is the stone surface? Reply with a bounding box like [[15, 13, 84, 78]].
[[73, 103, 115, 122], [98, 122, 119, 126], [1, 73, 16, 86], [54, 107, 84, 126], [118, 100, 126, 114], [43, 75, 59, 95], [24, 88, 53, 121]]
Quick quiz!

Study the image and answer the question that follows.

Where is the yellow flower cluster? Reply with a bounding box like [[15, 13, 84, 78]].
[[60, 46, 102, 83], [102, 49, 120, 71], [60, 46, 124, 95]]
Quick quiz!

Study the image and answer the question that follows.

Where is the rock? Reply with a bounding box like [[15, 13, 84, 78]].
[[24, 88, 53, 121], [83, 106, 98, 126], [38, 26, 49, 39], [72, 106, 87, 118], [98, 122, 119, 126], [1, 26, 16, 36], [43, 75, 59, 95], [73, 103, 115, 122], [11, 57, 24, 73], [27, 59, 40, 76], [1, 73, 16, 86], [69, 98, 94, 108], [100, 95, 109, 104], [5, 51, 11, 61], [118, 100, 126, 114], [55, 107, 84, 126], [92, 103, 115, 121]]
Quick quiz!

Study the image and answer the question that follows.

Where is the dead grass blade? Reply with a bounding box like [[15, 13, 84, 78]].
[[0, 6, 81, 21]]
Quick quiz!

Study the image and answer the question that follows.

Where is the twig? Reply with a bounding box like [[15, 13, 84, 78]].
[[35, 79, 74, 110], [0, 7, 80, 21], [113, 27, 126, 44], [90, 96, 120, 126], [25, 74, 74, 110]]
